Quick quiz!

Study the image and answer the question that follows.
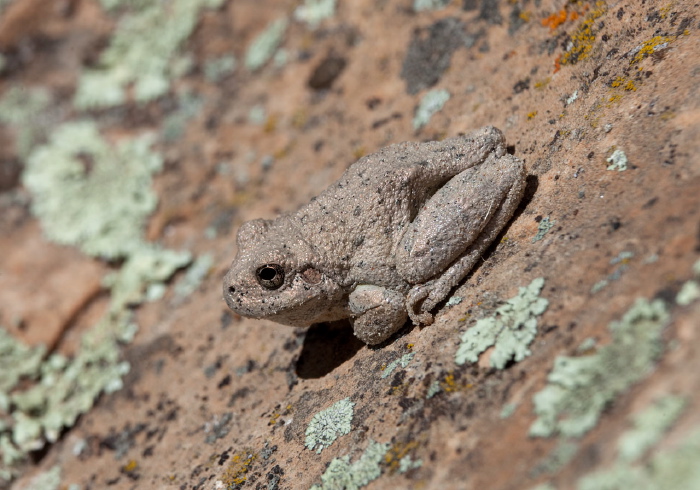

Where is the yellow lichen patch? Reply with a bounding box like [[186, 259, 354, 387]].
[[534, 77, 551, 90], [559, 1, 607, 67], [527, 111, 538, 120], [264, 114, 278, 133], [291, 108, 308, 129], [385, 440, 420, 474], [353, 146, 366, 160], [268, 404, 293, 426], [221, 450, 257, 486], [630, 36, 675, 65], [122, 459, 138, 473], [611, 76, 638, 91]]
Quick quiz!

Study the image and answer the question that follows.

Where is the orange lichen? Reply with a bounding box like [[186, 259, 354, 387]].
[[542, 7, 581, 31], [542, 9, 567, 30], [559, 2, 608, 67]]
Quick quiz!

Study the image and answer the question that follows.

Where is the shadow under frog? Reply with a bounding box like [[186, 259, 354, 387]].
[[223, 126, 526, 345]]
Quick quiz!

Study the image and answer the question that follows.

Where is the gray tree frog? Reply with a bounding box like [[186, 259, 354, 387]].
[[223, 126, 526, 345]]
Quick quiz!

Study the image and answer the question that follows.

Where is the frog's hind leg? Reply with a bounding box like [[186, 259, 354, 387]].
[[398, 153, 526, 325]]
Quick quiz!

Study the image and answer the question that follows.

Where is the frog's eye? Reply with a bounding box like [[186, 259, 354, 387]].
[[256, 264, 284, 289]]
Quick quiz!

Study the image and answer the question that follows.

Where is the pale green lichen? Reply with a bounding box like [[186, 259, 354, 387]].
[[22, 121, 162, 260], [310, 440, 389, 490], [676, 259, 700, 306], [103, 246, 192, 311], [305, 398, 354, 453], [500, 403, 518, 419], [591, 251, 634, 294], [381, 353, 414, 379], [413, 0, 450, 11], [676, 280, 700, 306], [174, 253, 214, 300], [617, 395, 687, 463], [529, 298, 669, 438], [531, 441, 579, 476], [455, 277, 548, 369], [606, 149, 628, 172], [0, 330, 46, 407], [161, 91, 204, 142], [398, 455, 423, 473], [294, 0, 336, 27], [532, 217, 555, 243], [0, 306, 132, 479], [413, 89, 450, 130], [577, 426, 700, 490], [75, 0, 224, 108], [245, 18, 288, 72], [530, 484, 557, 490], [17, 465, 61, 490], [203, 55, 236, 82], [426, 379, 442, 399], [0, 86, 51, 158]]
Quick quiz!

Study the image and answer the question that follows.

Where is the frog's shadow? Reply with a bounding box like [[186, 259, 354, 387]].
[[295, 175, 538, 379]]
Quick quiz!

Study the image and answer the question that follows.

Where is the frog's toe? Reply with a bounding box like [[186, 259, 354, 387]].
[[406, 284, 436, 325]]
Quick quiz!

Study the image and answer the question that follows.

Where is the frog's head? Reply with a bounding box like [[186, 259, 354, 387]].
[[223, 218, 347, 326]]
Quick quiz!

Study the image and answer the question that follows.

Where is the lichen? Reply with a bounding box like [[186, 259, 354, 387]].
[[530, 298, 669, 438], [412, 89, 450, 131], [22, 121, 163, 260], [380, 353, 414, 379], [103, 246, 192, 311], [384, 440, 421, 474], [618, 395, 687, 463], [558, 2, 607, 67], [204, 55, 237, 82], [591, 251, 634, 294], [310, 440, 389, 490], [577, 426, 700, 490], [532, 217, 555, 242], [220, 449, 257, 487], [676, 259, 700, 306], [74, 0, 224, 109], [244, 18, 288, 72], [174, 253, 214, 301], [531, 440, 579, 477], [16, 465, 61, 490], [0, 86, 51, 158], [305, 398, 354, 453], [413, 0, 450, 12], [606, 149, 628, 172], [294, 0, 336, 27], [455, 277, 549, 369]]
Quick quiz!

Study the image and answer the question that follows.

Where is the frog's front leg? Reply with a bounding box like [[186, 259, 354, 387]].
[[348, 285, 408, 345], [397, 152, 526, 325]]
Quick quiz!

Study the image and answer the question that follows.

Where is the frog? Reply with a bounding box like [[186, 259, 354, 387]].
[[223, 126, 526, 345]]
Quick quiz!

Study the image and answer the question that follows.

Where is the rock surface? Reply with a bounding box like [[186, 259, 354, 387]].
[[1, 0, 699, 489]]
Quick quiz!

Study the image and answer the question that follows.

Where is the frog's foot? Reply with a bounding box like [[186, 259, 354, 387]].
[[349, 285, 407, 345], [406, 279, 453, 326]]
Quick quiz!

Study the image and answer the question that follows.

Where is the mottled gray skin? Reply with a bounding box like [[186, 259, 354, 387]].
[[223, 126, 526, 344]]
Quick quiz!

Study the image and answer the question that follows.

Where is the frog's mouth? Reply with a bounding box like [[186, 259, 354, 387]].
[[223, 270, 349, 327]]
